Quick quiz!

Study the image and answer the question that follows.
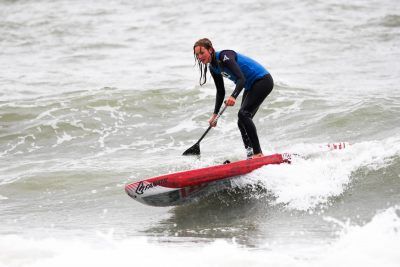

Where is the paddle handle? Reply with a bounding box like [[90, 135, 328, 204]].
[[197, 105, 228, 143]]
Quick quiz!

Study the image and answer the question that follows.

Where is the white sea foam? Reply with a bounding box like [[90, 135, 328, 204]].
[[242, 137, 400, 210], [0, 206, 398, 267], [317, 206, 400, 267]]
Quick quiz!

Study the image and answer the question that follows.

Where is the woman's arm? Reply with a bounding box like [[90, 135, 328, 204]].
[[210, 70, 225, 114], [219, 50, 246, 99]]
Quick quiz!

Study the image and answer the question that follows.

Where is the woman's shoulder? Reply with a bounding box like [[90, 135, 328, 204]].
[[217, 50, 237, 61]]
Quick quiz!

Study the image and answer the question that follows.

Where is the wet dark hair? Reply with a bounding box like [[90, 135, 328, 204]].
[[193, 38, 215, 86]]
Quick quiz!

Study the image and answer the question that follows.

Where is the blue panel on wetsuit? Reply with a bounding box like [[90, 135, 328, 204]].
[[210, 51, 269, 91]]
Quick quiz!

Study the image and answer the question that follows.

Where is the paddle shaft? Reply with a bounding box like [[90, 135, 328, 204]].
[[182, 104, 228, 155], [196, 105, 228, 144]]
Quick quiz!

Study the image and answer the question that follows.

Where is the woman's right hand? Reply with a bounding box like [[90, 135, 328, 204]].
[[208, 113, 218, 127]]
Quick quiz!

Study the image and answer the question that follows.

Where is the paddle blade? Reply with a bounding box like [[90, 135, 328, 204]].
[[182, 143, 200, 156]]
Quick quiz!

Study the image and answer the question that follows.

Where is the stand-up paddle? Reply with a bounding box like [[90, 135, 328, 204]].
[[182, 105, 228, 156]]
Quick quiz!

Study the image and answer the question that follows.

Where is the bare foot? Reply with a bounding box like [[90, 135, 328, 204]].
[[251, 153, 264, 159]]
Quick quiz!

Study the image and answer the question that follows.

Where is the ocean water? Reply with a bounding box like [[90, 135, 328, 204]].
[[1, 0, 400, 266]]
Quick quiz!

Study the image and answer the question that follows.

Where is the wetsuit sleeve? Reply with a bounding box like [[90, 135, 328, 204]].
[[220, 50, 246, 99], [210, 69, 225, 114]]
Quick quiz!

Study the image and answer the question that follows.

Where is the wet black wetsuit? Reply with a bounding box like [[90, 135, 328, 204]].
[[209, 50, 273, 155]]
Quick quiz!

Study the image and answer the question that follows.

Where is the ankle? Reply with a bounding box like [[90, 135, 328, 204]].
[[246, 147, 254, 159]]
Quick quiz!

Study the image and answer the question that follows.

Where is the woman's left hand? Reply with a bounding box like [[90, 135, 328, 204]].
[[225, 96, 236, 106]]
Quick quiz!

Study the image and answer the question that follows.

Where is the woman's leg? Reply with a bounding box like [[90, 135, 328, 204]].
[[238, 74, 273, 155]]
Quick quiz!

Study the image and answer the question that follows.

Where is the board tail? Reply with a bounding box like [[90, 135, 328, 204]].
[[326, 142, 349, 150]]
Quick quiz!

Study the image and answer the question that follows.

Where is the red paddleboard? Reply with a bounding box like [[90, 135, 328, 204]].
[[125, 153, 291, 207]]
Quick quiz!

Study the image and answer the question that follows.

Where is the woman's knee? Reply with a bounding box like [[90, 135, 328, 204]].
[[238, 109, 252, 121]]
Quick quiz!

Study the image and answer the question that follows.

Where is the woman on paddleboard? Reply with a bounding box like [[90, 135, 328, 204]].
[[193, 38, 273, 159]]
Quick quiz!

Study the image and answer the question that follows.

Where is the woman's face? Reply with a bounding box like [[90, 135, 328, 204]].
[[194, 46, 212, 64]]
